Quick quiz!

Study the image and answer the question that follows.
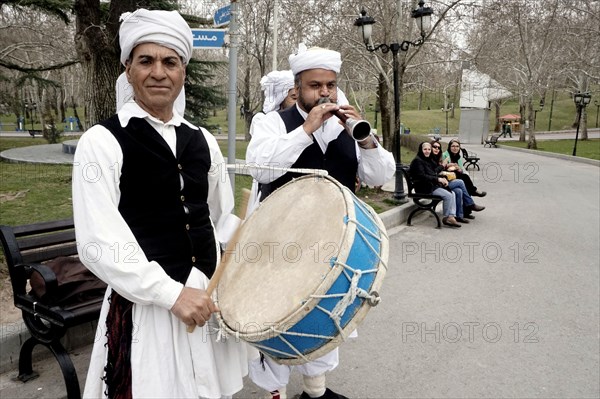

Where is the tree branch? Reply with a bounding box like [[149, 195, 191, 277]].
[[0, 58, 79, 73]]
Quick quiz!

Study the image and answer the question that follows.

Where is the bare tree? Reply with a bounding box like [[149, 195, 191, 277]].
[[465, 0, 599, 148]]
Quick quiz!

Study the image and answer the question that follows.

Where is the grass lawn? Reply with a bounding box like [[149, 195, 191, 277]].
[[1, 135, 415, 227], [501, 138, 600, 160]]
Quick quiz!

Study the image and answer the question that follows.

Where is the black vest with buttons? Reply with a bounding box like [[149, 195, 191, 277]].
[[259, 105, 358, 200], [99, 116, 217, 284]]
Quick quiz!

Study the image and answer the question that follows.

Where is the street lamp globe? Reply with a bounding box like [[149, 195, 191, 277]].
[[354, 9, 375, 46], [411, 0, 434, 38]]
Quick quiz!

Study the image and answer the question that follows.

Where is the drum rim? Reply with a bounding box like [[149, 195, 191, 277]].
[[275, 197, 389, 365], [216, 176, 389, 365], [215, 175, 356, 341]]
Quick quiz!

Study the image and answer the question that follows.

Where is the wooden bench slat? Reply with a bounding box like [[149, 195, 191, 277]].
[[17, 230, 75, 251], [12, 218, 74, 236], [20, 244, 80, 264]]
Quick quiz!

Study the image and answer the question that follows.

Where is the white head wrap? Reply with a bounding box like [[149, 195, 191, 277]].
[[288, 43, 342, 76], [116, 72, 186, 115], [260, 70, 295, 113], [119, 9, 193, 66]]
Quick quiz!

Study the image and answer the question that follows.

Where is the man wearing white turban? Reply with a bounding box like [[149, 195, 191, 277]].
[[73, 8, 247, 399], [245, 44, 395, 399], [260, 70, 297, 114], [244, 70, 298, 216]]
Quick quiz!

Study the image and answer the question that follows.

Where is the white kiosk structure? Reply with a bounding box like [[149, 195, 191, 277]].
[[458, 67, 512, 144]]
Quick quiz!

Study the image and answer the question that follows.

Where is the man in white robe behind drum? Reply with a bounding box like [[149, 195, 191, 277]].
[[73, 9, 248, 398], [246, 44, 395, 399]]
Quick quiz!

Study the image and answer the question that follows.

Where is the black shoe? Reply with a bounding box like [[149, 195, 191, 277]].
[[456, 217, 470, 223], [464, 214, 476, 220], [473, 190, 487, 197], [469, 204, 486, 212], [300, 388, 350, 399]]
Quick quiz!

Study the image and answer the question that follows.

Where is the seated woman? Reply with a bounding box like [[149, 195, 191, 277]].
[[431, 141, 485, 222], [442, 139, 487, 197], [409, 142, 461, 228]]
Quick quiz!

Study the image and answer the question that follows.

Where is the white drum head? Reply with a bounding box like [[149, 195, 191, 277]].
[[216, 176, 352, 339]]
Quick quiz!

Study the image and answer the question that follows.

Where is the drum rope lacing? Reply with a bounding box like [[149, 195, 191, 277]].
[[214, 189, 388, 362], [249, 214, 388, 361]]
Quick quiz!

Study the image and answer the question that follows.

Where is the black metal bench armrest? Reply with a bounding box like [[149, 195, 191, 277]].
[[19, 263, 59, 303]]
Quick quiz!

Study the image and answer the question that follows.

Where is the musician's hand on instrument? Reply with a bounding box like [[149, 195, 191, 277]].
[[171, 287, 219, 327], [337, 105, 360, 122], [303, 102, 337, 135]]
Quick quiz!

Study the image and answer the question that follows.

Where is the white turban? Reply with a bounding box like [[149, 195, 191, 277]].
[[116, 72, 186, 115], [260, 70, 295, 113], [288, 43, 342, 75], [119, 9, 193, 66]]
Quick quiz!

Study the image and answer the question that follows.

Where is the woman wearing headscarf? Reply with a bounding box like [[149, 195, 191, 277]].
[[442, 139, 487, 197], [431, 141, 485, 222], [409, 142, 461, 227]]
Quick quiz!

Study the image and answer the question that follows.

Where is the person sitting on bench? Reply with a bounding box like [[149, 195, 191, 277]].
[[409, 142, 461, 228], [431, 140, 485, 222], [442, 139, 487, 198]]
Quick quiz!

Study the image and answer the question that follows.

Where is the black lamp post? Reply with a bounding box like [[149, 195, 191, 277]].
[[572, 91, 591, 156], [594, 100, 599, 129], [354, 0, 433, 202]]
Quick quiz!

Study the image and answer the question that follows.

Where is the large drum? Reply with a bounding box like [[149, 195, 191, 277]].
[[216, 175, 388, 365]]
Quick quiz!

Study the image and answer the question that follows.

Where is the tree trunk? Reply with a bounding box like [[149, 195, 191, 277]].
[[519, 102, 526, 142], [526, 98, 537, 149], [581, 108, 588, 140], [243, 64, 251, 141], [494, 102, 500, 132], [59, 88, 66, 123], [74, 0, 137, 129], [378, 73, 392, 152], [71, 96, 82, 131], [81, 56, 120, 128]]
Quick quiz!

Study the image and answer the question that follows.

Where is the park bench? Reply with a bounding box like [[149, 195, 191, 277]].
[[461, 148, 481, 171], [28, 129, 42, 137], [483, 134, 500, 148], [0, 218, 106, 399], [400, 166, 443, 228]]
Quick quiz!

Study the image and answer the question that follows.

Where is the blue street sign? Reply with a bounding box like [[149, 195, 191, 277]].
[[192, 29, 227, 49], [213, 4, 231, 27]]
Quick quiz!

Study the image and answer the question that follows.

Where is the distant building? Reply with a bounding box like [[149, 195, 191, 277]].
[[458, 66, 511, 144]]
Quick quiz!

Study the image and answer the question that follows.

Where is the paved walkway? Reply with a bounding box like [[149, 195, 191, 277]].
[[1, 144, 599, 398]]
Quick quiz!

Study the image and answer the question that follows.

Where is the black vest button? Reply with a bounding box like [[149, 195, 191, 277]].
[[185, 224, 190, 230], [178, 163, 183, 170], [180, 195, 185, 202], [191, 256, 196, 263]]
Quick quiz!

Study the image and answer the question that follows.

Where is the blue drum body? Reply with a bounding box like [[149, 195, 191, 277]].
[[217, 176, 388, 365]]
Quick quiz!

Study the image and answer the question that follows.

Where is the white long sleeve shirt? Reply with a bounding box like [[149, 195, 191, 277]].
[[72, 102, 237, 310], [246, 103, 395, 186]]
